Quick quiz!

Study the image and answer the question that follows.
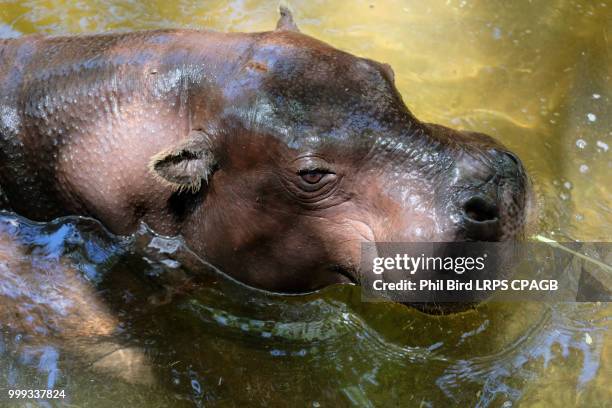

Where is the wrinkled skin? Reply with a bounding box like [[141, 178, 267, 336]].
[[0, 11, 530, 303]]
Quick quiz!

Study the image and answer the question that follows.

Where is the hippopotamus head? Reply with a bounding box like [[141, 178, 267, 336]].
[[148, 10, 531, 298]]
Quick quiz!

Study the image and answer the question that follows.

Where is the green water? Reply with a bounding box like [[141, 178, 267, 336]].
[[0, 1, 610, 407]]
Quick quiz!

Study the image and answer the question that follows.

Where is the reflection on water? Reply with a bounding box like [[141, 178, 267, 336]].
[[0, 0, 610, 407]]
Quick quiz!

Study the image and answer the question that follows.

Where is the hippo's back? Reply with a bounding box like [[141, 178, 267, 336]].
[[0, 37, 26, 141]]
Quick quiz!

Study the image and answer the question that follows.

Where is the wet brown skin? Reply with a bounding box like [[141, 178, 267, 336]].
[[0, 10, 531, 302]]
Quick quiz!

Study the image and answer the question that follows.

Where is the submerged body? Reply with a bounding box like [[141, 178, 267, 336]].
[[0, 11, 530, 295]]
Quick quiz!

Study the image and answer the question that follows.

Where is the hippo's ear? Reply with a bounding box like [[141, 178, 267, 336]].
[[149, 131, 216, 193], [276, 5, 300, 32], [379, 62, 395, 83]]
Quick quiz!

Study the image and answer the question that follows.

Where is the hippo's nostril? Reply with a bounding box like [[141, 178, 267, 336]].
[[463, 196, 499, 223], [488, 148, 521, 167], [489, 149, 524, 178], [503, 151, 520, 166], [461, 196, 501, 241]]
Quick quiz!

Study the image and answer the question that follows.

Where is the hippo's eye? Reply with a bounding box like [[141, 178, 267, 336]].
[[298, 169, 333, 185], [290, 158, 339, 199]]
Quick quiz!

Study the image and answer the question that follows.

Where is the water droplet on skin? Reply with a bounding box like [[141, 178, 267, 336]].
[[587, 113, 597, 122], [575, 213, 584, 221], [576, 139, 587, 149], [592, 93, 601, 99], [559, 192, 570, 200], [563, 181, 572, 190], [585, 333, 593, 345], [579, 164, 589, 173]]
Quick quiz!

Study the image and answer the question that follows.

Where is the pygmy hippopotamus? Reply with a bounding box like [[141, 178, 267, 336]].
[[0, 8, 530, 299]]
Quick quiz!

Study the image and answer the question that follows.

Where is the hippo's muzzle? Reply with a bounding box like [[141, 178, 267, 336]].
[[417, 123, 531, 245], [455, 148, 528, 242]]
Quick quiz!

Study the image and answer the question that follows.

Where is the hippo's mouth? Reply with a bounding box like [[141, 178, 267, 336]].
[[331, 265, 360, 286]]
